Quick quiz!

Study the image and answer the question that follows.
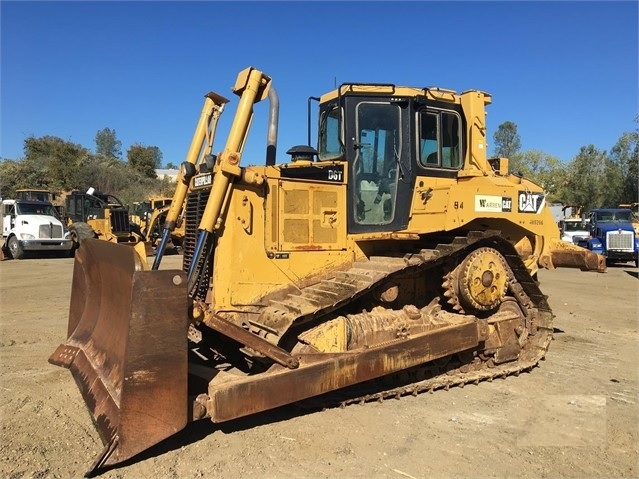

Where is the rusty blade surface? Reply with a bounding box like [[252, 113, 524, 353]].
[[48, 239, 189, 473], [548, 238, 607, 272], [207, 320, 481, 422]]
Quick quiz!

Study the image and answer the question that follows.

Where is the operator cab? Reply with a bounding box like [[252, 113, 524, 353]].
[[316, 84, 465, 234], [65, 190, 127, 223]]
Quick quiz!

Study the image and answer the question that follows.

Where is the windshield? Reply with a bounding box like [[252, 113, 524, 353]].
[[15, 203, 58, 217], [596, 211, 633, 222], [133, 202, 152, 217], [18, 191, 52, 202], [318, 105, 343, 161], [563, 221, 587, 232]]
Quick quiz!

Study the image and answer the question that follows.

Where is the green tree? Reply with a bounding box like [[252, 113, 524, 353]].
[[492, 121, 521, 160], [127, 144, 162, 178], [1, 137, 170, 206], [0, 159, 44, 198], [512, 150, 567, 201], [74, 155, 130, 194], [95, 127, 122, 158], [558, 145, 607, 211], [23, 135, 90, 191], [608, 120, 639, 206]]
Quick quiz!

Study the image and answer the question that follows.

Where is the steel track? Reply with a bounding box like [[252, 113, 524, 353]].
[[256, 230, 554, 409]]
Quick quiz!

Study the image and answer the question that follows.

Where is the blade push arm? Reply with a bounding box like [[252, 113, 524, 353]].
[[187, 68, 271, 289], [152, 91, 229, 270]]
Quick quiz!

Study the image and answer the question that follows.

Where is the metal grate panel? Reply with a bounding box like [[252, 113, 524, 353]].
[[38, 224, 63, 239], [183, 189, 212, 301], [110, 209, 131, 234], [607, 231, 634, 251]]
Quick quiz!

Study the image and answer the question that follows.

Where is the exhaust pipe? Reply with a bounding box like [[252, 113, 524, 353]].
[[266, 86, 279, 166]]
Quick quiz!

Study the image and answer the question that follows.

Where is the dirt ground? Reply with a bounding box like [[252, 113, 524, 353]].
[[1, 253, 638, 479]]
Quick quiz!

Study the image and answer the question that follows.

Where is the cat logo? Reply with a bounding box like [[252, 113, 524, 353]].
[[518, 191, 545, 214]]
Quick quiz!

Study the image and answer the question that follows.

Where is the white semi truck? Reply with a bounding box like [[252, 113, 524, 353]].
[[1, 198, 73, 259]]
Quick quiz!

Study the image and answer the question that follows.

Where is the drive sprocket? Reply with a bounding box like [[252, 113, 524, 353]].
[[443, 247, 509, 314]]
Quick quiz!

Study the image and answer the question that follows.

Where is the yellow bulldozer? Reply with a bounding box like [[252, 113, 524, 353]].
[[130, 196, 185, 253], [64, 188, 149, 257], [618, 203, 639, 236], [49, 67, 605, 475]]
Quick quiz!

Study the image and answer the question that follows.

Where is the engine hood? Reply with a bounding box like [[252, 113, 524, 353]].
[[598, 221, 634, 234], [16, 214, 64, 227]]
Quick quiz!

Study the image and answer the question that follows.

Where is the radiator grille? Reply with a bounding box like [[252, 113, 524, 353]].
[[38, 224, 63, 239], [183, 189, 212, 301], [607, 230, 634, 251], [110, 209, 131, 234]]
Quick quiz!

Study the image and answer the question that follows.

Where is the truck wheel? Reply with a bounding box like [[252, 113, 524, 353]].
[[7, 236, 24, 260], [68, 222, 96, 247]]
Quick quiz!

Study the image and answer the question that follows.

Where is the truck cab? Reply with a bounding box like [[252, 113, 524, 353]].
[[577, 208, 639, 267], [1, 199, 73, 259], [558, 217, 590, 244], [15, 189, 65, 218]]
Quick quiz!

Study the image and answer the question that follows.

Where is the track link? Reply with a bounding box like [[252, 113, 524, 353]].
[[250, 231, 553, 409]]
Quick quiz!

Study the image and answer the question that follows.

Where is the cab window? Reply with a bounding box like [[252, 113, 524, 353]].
[[318, 105, 342, 161], [353, 102, 401, 225], [418, 109, 461, 169]]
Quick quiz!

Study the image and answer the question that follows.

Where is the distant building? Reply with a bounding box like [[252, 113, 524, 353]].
[[155, 169, 179, 183], [549, 202, 566, 223], [549, 202, 581, 223]]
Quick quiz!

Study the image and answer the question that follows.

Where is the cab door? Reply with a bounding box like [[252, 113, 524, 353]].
[[345, 98, 412, 234], [2, 203, 15, 236]]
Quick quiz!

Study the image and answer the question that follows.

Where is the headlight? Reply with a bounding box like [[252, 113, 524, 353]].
[[19, 233, 35, 240], [180, 161, 196, 183]]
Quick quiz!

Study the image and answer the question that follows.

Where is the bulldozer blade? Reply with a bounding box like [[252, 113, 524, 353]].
[[48, 239, 189, 474], [547, 238, 607, 272]]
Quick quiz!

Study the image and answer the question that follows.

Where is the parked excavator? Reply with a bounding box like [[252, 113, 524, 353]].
[[49, 67, 605, 475]]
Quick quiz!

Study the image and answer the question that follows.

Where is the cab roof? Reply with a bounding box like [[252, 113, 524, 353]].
[[319, 83, 491, 105]]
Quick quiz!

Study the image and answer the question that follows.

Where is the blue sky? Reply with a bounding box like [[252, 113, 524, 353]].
[[1, 1, 637, 168]]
